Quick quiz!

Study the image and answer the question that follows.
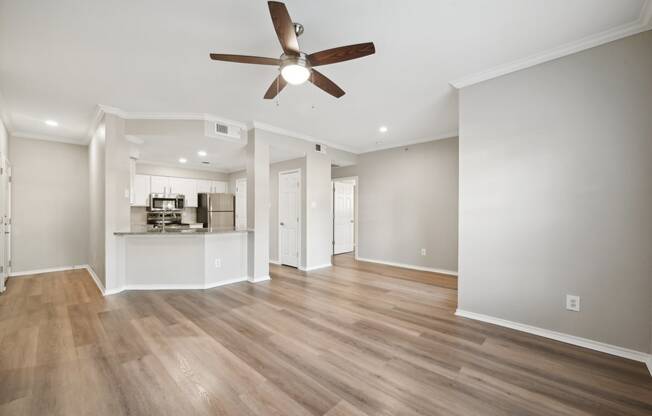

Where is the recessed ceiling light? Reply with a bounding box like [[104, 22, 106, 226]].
[[197, 150, 207, 157], [45, 120, 59, 127], [178, 158, 187, 164], [379, 126, 388, 133]]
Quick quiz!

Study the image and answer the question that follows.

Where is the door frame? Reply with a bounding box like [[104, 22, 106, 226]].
[[278, 168, 302, 267], [0, 156, 11, 293], [331, 176, 358, 259]]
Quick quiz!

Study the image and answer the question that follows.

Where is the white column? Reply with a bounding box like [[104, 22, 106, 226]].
[[104, 113, 131, 292], [246, 129, 270, 282], [304, 151, 332, 270]]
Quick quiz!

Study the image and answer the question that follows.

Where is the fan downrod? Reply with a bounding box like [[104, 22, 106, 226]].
[[293, 23, 304, 37]]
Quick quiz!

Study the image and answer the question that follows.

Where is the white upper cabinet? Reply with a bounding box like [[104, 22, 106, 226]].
[[211, 181, 227, 193], [133, 175, 151, 207], [129, 171, 228, 209], [196, 179, 212, 195], [150, 176, 171, 194], [169, 177, 198, 207]]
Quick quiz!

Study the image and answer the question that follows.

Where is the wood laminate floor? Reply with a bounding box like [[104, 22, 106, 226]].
[[1, 256, 650, 415]]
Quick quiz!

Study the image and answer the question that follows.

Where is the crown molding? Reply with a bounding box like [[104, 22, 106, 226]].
[[358, 130, 458, 154], [450, 0, 652, 89], [251, 120, 360, 154], [98, 105, 248, 129], [11, 131, 87, 146]]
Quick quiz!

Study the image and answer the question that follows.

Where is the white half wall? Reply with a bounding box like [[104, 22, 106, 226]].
[[458, 30, 652, 354]]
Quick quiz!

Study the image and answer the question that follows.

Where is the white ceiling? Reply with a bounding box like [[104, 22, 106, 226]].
[[132, 132, 305, 173], [1, 0, 650, 153]]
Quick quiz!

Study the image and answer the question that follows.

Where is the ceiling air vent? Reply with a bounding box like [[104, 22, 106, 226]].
[[215, 123, 229, 135], [205, 120, 242, 141]]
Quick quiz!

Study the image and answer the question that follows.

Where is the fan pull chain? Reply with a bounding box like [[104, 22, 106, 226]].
[[275, 69, 280, 107]]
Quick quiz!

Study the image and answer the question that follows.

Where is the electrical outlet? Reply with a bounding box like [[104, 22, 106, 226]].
[[214, 259, 222, 268], [566, 295, 580, 312], [420, 248, 427, 256]]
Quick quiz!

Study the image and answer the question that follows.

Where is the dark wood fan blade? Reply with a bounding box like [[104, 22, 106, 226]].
[[309, 69, 345, 98], [308, 42, 375, 66], [264, 74, 288, 99], [209, 54, 280, 65], [268, 1, 299, 55]]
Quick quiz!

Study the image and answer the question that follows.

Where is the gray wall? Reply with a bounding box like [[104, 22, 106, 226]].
[[458, 31, 652, 353], [10, 136, 89, 272], [333, 137, 459, 273], [88, 124, 106, 286]]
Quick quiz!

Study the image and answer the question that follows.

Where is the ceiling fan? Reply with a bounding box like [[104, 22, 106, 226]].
[[209, 1, 375, 99]]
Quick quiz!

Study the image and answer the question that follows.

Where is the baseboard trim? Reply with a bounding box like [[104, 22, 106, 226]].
[[81, 265, 106, 295], [107, 277, 249, 294], [9, 265, 87, 277], [269, 259, 281, 265], [299, 263, 332, 272], [249, 275, 271, 283], [355, 257, 458, 277], [456, 309, 652, 374]]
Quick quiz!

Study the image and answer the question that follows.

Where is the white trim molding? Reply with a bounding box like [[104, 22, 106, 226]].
[[450, 0, 652, 89], [269, 259, 281, 265], [252, 120, 359, 154], [356, 256, 458, 277], [299, 263, 332, 272], [9, 265, 88, 277], [83, 265, 106, 295], [456, 309, 652, 376], [11, 131, 88, 146], [359, 131, 459, 154], [249, 275, 271, 283]]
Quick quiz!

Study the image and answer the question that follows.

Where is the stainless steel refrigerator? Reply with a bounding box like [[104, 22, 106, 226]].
[[197, 193, 235, 229]]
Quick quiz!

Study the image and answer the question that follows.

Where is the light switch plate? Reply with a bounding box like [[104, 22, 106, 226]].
[[566, 294, 580, 312]]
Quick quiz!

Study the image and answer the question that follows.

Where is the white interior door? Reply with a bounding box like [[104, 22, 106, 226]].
[[333, 181, 355, 255], [279, 171, 300, 267], [235, 178, 247, 230]]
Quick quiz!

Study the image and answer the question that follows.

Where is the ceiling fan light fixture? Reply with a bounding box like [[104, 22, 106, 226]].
[[281, 64, 310, 85], [280, 53, 310, 85]]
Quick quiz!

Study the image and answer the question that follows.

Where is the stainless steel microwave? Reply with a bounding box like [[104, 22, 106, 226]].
[[148, 193, 185, 212]]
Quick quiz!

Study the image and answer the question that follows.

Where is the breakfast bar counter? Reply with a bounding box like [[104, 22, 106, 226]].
[[113, 228, 252, 291]]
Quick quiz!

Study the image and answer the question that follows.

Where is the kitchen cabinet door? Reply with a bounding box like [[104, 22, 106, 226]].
[[150, 176, 170, 194], [169, 177, 198, 207], [211, 181, 227, 193], [133, 174, 151, 206], [196, 179, 212, 194]]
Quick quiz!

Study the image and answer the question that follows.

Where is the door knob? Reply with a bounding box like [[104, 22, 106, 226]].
[[280, 222, 285, 226]]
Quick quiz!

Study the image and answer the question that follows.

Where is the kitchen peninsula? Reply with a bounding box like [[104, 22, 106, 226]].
[[113, 227, 252, 291]]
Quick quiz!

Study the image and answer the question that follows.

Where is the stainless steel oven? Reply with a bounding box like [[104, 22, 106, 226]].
[[148, 193, 185, 212]]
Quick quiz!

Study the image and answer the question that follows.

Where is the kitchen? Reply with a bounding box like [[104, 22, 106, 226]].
[[112, 119, 256, 292]]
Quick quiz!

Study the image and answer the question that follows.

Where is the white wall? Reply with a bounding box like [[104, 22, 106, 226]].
[[9, 137, 89, 272], [458, 31, 652, 353], [104, 114, 132, 292], [333, 137, 459, 273], [230, 157, 308, 267], [88, 124, 106, 286], [135, 163, 228, 181]]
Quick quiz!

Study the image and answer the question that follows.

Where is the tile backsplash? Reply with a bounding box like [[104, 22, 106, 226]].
[[130, 207, 199, 226]]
